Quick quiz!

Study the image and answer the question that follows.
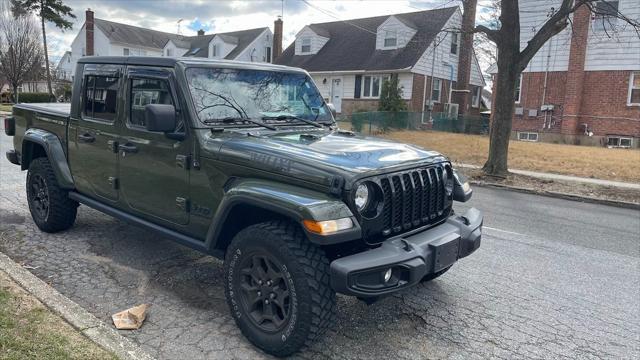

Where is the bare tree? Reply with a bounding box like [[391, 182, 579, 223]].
[[0, 5, 43, 102], [474, 0, 640, 176]]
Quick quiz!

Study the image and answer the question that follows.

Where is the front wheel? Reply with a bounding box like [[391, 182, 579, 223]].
[[224, 221, 336, 357]]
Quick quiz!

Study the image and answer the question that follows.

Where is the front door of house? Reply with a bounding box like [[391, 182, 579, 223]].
[[331, 78, 342, 113]]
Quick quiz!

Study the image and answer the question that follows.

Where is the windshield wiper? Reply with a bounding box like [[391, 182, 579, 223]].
[[203, 116, 277, 131], [261, 114, 324, 128]]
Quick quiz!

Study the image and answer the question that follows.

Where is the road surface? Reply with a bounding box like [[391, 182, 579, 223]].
[[0, 133, 638, 359]]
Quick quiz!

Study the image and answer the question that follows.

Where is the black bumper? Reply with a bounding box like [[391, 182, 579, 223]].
[[330, 208, 482, 297], [6, 150, 19, 165]]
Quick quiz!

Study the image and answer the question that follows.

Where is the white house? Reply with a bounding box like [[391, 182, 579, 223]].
[[62, 10, 279, 81], [55, 51, 73, 81], [275, 7, 485, 116], [162, 27, 274, 62]]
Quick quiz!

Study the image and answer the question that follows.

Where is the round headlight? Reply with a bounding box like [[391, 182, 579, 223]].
[[354, 183, 370, 211], [444, 166, 454, 194]]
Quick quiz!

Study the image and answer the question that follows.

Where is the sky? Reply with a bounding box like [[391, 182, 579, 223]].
[[21, 0, 495, 72]]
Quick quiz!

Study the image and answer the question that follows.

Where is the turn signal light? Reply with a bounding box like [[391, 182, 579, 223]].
[[303, 218, 353, 235]]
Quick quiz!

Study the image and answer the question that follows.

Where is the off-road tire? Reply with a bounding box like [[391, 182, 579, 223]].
[[26, 157, 78, 232], [224, 221, 336, 357], [421, 265, 452, 282]]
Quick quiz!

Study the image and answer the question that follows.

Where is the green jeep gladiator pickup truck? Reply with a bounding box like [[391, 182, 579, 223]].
[[4, 56, 482, 356]]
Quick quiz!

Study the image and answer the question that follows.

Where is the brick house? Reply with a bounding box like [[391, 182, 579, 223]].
[[490, 0, 640, 148], [274, 7, 485, 117]]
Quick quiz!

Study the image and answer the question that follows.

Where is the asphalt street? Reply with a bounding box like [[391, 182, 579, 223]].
[[0, 133, 639, 359]]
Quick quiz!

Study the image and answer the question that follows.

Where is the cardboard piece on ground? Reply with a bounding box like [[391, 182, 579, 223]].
[[112, 304, 149, 330]]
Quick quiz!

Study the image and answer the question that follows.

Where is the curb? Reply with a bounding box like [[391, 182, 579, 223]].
[[471, 181, 640, 210], [0, 251, 155, 360]]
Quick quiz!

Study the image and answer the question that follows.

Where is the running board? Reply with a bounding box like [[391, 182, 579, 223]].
[[68, 192, 222, 258]]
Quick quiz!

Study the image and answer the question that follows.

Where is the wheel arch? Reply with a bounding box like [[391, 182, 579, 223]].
[[21, 128, 75, 189], [206, 179, 359, 255]]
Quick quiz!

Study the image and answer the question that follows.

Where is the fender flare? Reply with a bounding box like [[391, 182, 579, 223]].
[[22, 128, 75, 189], [205, 179, 360, 250]]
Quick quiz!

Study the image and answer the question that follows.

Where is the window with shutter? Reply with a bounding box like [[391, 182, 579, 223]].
[[354, 75, 362, 98]]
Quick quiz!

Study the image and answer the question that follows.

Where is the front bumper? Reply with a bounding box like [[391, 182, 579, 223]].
[[330, 208, 482, 297]]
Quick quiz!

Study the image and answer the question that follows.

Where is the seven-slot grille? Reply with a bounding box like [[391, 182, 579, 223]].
[[377, 166, 449, 237]]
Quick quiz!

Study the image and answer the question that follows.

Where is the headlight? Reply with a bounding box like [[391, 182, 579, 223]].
[[444, 166, 454, 194], [354, 183, 370, 211]]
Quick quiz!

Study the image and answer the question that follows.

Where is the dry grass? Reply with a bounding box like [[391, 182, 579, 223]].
[[383, 131, 640, 183], [0, 104, 13, 113], [0, 271, 117, 360]]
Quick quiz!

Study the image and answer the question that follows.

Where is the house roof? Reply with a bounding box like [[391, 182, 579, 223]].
[[94, 18, 267, 60], [95, 18, 179, 49], [168, 27, 268, 58], [275, 7, 458, 72]]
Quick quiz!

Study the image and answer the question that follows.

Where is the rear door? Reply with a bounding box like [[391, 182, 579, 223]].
[[117, 67, 190, 226], [68, 64, 123, 202]]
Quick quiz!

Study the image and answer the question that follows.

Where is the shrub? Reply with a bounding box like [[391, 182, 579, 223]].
[[350, 109, 369, 132], [17, 92, 52, 103]]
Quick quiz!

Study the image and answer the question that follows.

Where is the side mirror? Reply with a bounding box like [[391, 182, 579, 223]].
[[326, 103, 337, 118], [145, 104, 176, 133]]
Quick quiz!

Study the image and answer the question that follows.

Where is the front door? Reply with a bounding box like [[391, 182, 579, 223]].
[[117, 67, 190, 226], [331, 78, 343, 113], [68, 65, 122, 202]]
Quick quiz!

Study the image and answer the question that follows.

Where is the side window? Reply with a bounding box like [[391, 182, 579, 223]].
[[83, 75, 119, 122], [129, 78, 174, 128]]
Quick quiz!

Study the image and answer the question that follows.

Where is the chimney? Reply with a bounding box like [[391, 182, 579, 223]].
[[273, 16, 283, 61], [85, 9, 94, 56], [197, 29, 205, 36]]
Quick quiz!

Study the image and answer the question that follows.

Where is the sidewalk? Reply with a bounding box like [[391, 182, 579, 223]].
[[456, 163, 640, 190]]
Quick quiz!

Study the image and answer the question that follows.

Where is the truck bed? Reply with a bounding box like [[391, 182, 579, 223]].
[[14, 103, 71, 117]]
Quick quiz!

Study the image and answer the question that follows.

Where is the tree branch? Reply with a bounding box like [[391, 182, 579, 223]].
[[474, 24, 499, 42]]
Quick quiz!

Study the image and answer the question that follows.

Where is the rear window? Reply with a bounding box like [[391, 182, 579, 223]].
[[83, 75, 119, 122]]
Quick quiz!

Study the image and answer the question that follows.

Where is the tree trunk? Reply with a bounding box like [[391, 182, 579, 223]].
[[456, 0, 477, 117], [12, 84, 19, 103], [40, 7, 53, 100], [483, 0, 521, 177]]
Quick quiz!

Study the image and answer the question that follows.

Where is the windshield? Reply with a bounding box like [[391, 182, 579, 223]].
[[186, 67, 333, 126]]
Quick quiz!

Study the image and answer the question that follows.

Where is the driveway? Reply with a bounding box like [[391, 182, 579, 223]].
[[0, 133, 638, 359]]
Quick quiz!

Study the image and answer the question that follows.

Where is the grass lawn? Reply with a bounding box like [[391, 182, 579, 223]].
[[382, 131, 640, 183], [0, 271, 116, 360], [0, 104, 13, 113]]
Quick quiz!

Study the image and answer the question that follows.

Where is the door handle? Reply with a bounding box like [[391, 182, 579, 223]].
[[78, 133, 95, 143], [118, 143, 138, 154]]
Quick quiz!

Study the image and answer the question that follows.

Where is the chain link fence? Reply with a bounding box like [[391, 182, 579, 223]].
[[338, 111, 490, 136]]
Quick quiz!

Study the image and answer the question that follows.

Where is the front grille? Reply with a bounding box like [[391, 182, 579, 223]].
[[361, 165, 450, 243]]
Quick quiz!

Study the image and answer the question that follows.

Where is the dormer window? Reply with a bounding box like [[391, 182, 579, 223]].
[[384, 31, 397, 47], [301, 37, 311, 53], [450, 32, 459, 55], [212, 44, 218, 57]]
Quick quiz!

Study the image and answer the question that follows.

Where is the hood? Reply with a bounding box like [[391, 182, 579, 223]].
[[205, 128, 447, 188]]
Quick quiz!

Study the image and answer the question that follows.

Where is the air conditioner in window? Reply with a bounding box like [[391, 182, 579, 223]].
[[444, 103, 459, 118], [514, 107, 524, 115]]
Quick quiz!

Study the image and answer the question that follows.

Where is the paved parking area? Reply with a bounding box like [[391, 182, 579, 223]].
[[1, 133, 639, 359]]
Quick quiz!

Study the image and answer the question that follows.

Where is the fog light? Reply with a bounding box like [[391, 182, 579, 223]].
[[383, 268, 392, 283]]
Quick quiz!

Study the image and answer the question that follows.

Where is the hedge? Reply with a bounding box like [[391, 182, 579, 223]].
[[17, 92, 52, 103]]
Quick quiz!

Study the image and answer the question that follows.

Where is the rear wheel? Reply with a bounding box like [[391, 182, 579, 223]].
[[26, 157, 78, 233], [224, 221, 336, 357]]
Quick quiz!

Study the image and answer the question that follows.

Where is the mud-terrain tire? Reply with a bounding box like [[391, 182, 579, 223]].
[[26, 157, 78, 233], [224, 221, 336, 357], [421, 265, 452, 282]]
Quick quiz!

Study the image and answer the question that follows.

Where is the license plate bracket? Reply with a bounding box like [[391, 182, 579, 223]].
[[431, 235, 460, 272]]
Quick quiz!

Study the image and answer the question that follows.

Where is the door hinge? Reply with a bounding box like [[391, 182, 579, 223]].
[[176, 197, 190, 212], [176, 155, 190, 170], [108, 176, 119, 189], [107, 140, 119, 153]]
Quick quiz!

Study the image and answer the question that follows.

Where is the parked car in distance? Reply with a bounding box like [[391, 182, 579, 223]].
[[4, 56, 482, 357]]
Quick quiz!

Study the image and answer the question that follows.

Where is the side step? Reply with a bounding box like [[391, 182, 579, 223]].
[[68, 192, 222, 258]]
